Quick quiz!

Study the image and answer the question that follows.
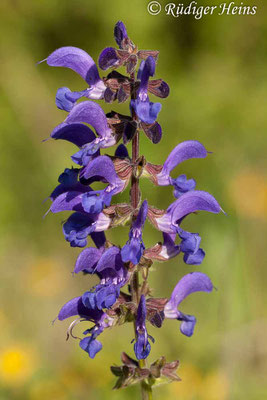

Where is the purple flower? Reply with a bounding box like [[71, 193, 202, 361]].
[[150, 190, 221, 265], [98, 21, 161, 77], [57, 296, 110, 358], [98, 22, 132, 71], [79, 246, 129, 310], [62, 211, 111, 247], [134, 295, 153, 360], [164, 272, 213, 336], [131, 57, 162, 124], [49, 156, 129, 245], [50, 121, 97, 146], [58, 295, 105, 322], [80, 155, 127, 213], [73, 246, 103, 274], [43, 46, 106, 110], [121, 201, 148, 265], [50, 168, 82, 201], [50, 101, 115, 162], [64, 101, 117, 157], [145, 141, 207, 197]]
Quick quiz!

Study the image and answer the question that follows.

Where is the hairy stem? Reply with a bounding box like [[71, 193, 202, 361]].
[[130, 72, 153, 400], [141, 381, 153, 400], [131, 130, 140, 208]]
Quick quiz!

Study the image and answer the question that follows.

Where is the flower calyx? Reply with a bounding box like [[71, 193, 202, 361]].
[[110, 353, 180, 390]]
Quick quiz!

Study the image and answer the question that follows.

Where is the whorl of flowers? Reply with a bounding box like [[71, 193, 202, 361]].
[[41, 21, 222, 395]]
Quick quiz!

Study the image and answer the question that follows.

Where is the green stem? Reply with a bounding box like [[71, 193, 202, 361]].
[[130, 72, 153, 400], [141, 381, 153, 400], [139, 359, 153, 400]]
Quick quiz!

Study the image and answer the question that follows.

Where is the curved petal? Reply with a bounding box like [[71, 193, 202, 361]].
[[46, 46, 101, 86], [74, 247, 102, 274], [51, 122, 96, 148], [170, 190, 222, 224], [157, 141, 207, 185], [96, 247, 127, 283], [58, 296, 104, 321], [50, 190, 91, 213], [50, 182, 87, 202], [65, 101, 112, 139], [164, 272, 213, 319], [96, 246, 120, 272], [80, 155, 119, 186]]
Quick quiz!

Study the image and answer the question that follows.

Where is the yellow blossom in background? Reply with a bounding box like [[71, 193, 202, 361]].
[[229, 169, 267, 220], [0, 345, 37, 385]]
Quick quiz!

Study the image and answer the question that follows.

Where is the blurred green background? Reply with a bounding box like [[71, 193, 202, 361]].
[[0, 0, 267, 399]]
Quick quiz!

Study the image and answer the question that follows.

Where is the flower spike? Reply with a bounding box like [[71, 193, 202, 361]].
[[43, 21, 223, 388]]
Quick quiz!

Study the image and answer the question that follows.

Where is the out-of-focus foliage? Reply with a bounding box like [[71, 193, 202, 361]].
[[0, 0, 266, 399]]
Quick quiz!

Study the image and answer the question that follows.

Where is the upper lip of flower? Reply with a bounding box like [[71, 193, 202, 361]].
[[42, 46, 107, 109], [164, 272, 214, 336], [144, 140, 208, 186]]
